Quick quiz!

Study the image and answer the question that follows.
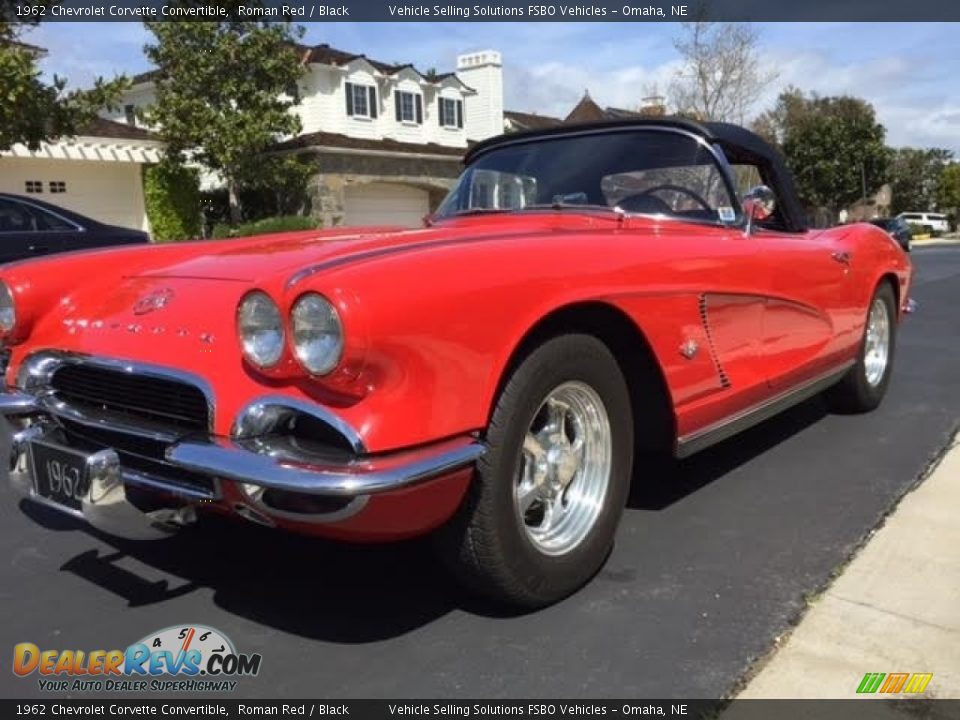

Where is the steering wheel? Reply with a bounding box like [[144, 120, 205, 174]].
[[617, 184, 713, 215]]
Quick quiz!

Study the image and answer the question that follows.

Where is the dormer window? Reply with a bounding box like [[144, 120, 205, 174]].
[[345, 82, 377, 119], [395, 91, 423, 124], [439, 97, 463, 129]]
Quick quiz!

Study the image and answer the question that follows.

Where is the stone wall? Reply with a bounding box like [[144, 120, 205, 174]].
[[305, 151, 462, 227]]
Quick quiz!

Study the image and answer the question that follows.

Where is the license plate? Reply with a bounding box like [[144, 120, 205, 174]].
[[28, 440, 91, 512]]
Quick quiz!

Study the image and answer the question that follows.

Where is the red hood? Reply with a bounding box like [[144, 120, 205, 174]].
[[133, 214, 619, 284]]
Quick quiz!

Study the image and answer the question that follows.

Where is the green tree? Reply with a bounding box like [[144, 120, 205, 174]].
[[888, 147, 953, 215], [757, 90, 891, 212], [0, 5, 128, 151], [937, 163, 960, 222], [142, 17, 306, 223]]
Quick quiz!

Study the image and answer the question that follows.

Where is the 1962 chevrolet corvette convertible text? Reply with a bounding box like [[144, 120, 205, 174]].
[[0, 119, 913, 607]]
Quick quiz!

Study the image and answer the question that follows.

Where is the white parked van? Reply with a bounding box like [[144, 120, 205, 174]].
[[897, 212, 950, 233]]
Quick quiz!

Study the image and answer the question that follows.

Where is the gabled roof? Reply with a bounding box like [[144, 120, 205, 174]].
[[131, 42, 473, 92], [299, 43, 474, 91], [564, 93, 608, 124]]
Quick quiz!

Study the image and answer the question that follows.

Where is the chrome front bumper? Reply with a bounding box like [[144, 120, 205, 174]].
[[1, 387, 484, 534], [7, 423, 196, 540]]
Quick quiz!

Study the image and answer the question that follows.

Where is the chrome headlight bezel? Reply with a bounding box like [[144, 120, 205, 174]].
[[237, 291, 285, 369], [0, 281, 16, 336], [291, 293, 344, 376]]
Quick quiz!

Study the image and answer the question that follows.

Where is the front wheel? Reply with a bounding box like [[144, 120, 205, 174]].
[[827, 282, 897, 413], [437, 334, 634, 609]]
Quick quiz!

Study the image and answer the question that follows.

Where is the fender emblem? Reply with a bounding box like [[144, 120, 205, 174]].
[[133, 288, 175, 315]]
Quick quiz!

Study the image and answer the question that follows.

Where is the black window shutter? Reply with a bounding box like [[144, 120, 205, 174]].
[[369, 86, 378, 118], [415, 94, 423, 124], [456, 100, 463, 129], [395, 91, 402, 121], [438, 99, 445, 126], [345, 82, 354, 116]]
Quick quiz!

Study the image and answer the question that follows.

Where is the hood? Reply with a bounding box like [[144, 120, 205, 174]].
[[132, 215, 617, 284]]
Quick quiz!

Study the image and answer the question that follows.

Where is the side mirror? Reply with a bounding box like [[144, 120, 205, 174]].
[[742, 185, 775, 236], [743, 185, 776, 221]]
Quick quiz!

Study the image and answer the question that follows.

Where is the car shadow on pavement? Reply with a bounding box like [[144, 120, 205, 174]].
[[18, 395, 829, 642], [627, 395, 828, 511]]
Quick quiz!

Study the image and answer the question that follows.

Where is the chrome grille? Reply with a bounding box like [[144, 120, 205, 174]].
[[50, 364, 210, 433]]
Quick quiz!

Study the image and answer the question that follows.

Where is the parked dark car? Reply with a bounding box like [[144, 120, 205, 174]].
[[0, 193, 149, 263], [869, 216, 912, 252]]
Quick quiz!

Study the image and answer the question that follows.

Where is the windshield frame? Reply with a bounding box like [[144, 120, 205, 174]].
[[438, 125, 746, 229]]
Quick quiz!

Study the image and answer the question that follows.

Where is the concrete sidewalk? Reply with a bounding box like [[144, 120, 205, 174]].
[[735, 432, 960, 700]]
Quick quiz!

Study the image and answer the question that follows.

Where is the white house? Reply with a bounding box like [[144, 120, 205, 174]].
[[0, 43, 162, 235], [0, 118, 162, 234], [109, 43, 505, 228]]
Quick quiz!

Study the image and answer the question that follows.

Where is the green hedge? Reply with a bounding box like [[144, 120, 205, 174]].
[[143, 163, 201, 242], [211, 215, 320, 239]]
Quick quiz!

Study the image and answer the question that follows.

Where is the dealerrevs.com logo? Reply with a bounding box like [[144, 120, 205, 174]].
[[13, 624, 262, 692]]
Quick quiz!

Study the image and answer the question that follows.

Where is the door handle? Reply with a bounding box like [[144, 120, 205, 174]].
[[27, 245, 50, 254], [831, 251, 852, 266]]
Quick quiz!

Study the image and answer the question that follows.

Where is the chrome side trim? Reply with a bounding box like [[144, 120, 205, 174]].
[[232, 395, 366, 453], [16, 350, 216, 432], [675, 361, 854, 458], [167, 435, 484, 497]]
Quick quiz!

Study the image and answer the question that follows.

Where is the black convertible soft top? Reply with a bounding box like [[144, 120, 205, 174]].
[[465, 118, 808, 233]]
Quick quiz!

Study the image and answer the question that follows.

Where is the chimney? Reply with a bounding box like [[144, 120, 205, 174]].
[[456, 50, 504, 142]]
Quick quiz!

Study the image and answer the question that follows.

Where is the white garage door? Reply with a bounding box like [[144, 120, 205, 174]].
[[344, 183, 430, 228], [0, 157, 148, 233]]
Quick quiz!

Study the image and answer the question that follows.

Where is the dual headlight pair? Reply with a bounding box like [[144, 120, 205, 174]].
[[238, 292, 343, 376]]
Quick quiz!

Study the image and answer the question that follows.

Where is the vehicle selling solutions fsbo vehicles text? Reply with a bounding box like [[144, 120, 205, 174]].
[[386, 4, 687, 16]]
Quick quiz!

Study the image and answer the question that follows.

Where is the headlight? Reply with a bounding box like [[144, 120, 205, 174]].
[[291, 293, 343, 375], [0, 282, 16, 335], [237, 291, 284, 368]]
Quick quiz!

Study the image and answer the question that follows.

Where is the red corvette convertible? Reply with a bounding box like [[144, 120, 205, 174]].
[[0, 119, 912, 607]]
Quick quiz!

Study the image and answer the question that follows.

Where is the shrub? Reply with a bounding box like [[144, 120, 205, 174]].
[[143, 163, 202, 242], [212, 215, 319, 239]]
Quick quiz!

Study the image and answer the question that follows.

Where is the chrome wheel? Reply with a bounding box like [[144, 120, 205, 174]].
[[514, 381, 612, 556], [864, 296, 891, 387]]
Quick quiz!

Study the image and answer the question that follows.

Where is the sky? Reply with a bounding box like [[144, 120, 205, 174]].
[[24, 21, 960, 154]]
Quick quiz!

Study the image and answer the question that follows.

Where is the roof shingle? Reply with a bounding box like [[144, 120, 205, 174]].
[[272, 130, 467, 158]]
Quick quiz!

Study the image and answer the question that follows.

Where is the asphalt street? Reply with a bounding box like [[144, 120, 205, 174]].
[[1, 246, 958, 700]]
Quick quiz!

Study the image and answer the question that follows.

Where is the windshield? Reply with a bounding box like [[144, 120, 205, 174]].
[[436, 129, 741, 225]]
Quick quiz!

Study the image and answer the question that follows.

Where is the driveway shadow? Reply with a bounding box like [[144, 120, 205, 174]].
[[18, 394, 829, 643]]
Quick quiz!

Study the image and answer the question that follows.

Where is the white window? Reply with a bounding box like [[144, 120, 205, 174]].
[[395, 91, 422, 124], [439, 97, 462, 129], [345, 82, 377, 119]]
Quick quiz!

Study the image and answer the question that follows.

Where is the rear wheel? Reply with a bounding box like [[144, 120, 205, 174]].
[[827, 282, 897, 413], [437, 334, 634, 609]]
